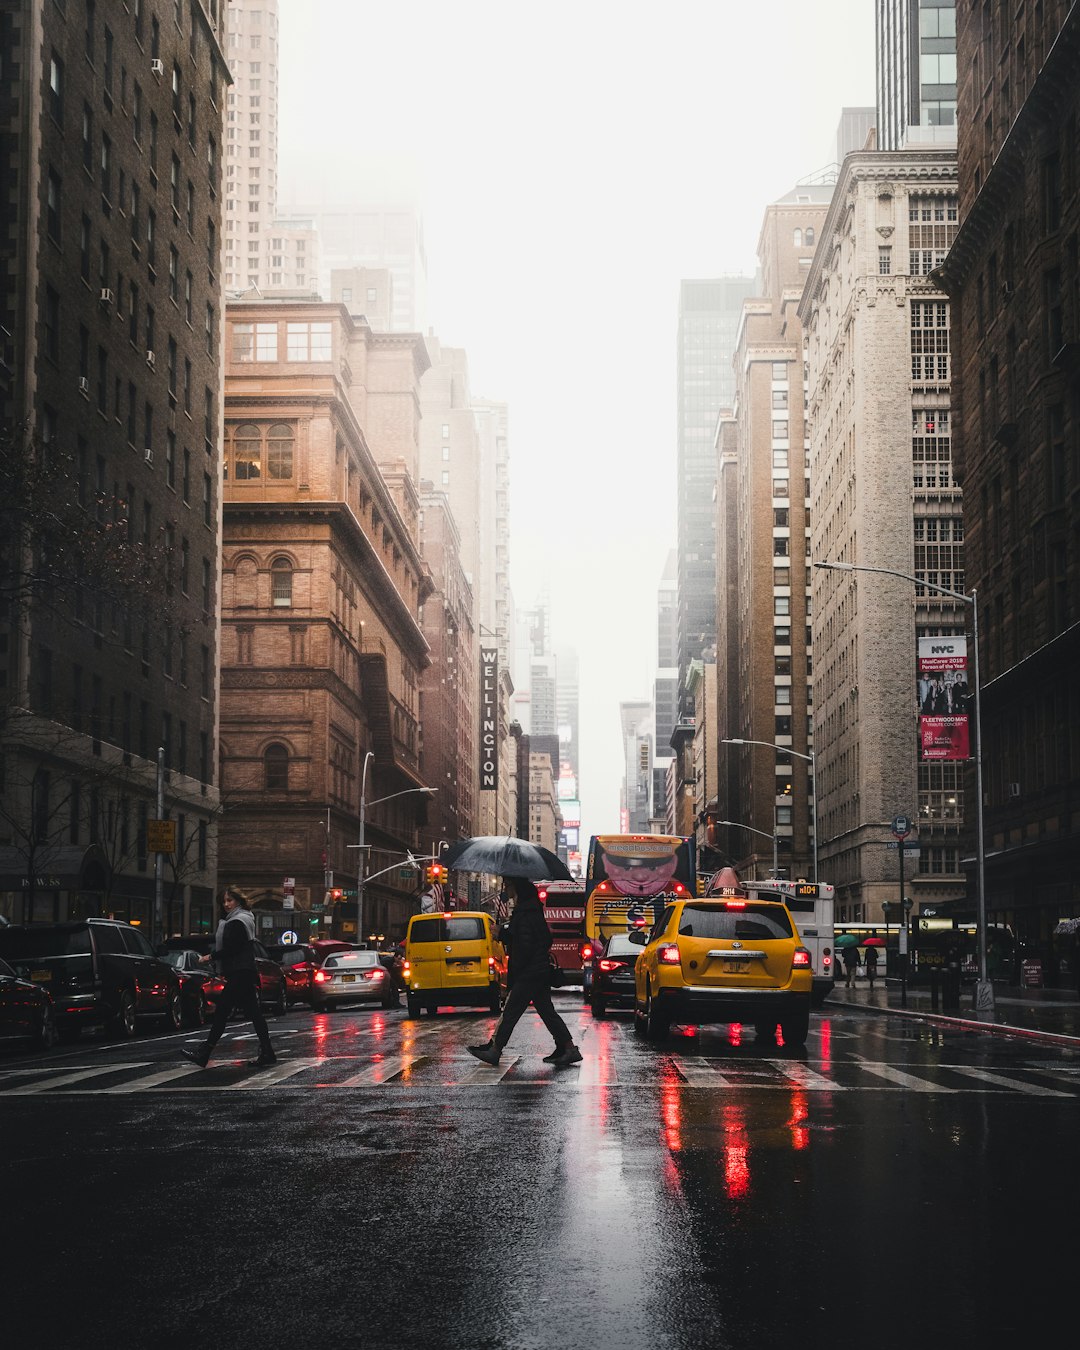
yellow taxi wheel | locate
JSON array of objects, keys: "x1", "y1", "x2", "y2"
[
  {"x1": 406, "y1": 995, "x2": 422, "y2": 1018},
  {"x1": 780, "y1": 1004, "x2": 810, "y2": 1048},
  {"x1": 645, "y1": 990, "x2": 669, "y2": 1042}
]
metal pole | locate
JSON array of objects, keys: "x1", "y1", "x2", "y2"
[
  {"x1": 971, "y1": 590, "x2": 994, "y2": 1017},
  {"x1": 810, "y1": 749, "x2": 818, "y2": 883},
  {"x1": 358, "y1": 753, "x2": 372, "y2": 948},
  {"x1": 898, "y1": 834, "x2": 907, "y2": 1008},
  {"x1": 154, "y1": 746, "x2": 164, "y2": 945}
]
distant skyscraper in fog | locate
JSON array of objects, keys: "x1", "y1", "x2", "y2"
[
  {"x1": 835, "y1": 106, "x2": 876, "y2": 162},
  {"x1": 653, "y1": 552, "x2": 678, "y2": 826},
  {"x1": 676, "y1": 276, "x2": 755, "y2": 713}
]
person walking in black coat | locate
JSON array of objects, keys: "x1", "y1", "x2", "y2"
[
  {"x1": 181, "y1": 887, "x2": 277, "y2": 1068},
  {"x1": 468, "y1": 877, "x2": 582, "y2": 1068}
]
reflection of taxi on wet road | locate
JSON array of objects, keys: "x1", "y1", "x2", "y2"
[
  {"x1": 403, "y1": 911, "x2": 506, "y2": 1018},
  {"x1": 631, "y1": 893, "x2": 812, "y2": 1047}
]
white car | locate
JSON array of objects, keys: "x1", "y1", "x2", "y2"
[{"x1": 312, "y1": 950, "x2": 399, "y2": 1011}]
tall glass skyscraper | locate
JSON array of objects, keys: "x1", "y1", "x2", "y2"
[
  {"x1": 676, "y1": 277, "x2": 755, "y2": 712},
  {"x1": 876, "y1": 0, "x2": 958, "y2": 150}
]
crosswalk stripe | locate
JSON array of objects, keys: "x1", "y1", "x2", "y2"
[
  {"x1": 769, "y1": 1060, "x2": 847, "y2": 1091},
  {"x1": 672, "y1": 1059, "x2": 738, "y2": 1086},
  {"x1": 229, "y1": 1058, "x2": 325, "y2": 1090},
  {"x1": 455, "y1": 1055, "x2": 522, "y2": 1085},
  {"x1": 99, "y1": 1064, "x2": 207, "y2": 1093},
  {"x1": 4, "y1": 1064, "x2": 151, "y2": 1094},
  {"x1": 948, "y1": 1066, "x2": 1072, "y2": 1096},
  {"x1": 854, "y1": 1061, "x2": 958, "y2": 1092},
  {"x1": 336, "y1": 1054, "x2": 427, "y2": 1087}
]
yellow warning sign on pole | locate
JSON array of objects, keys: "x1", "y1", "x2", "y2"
[{"x1": 147, "y1": 819, "x2": 176, "y2": 853}]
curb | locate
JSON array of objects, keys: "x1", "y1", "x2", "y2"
[{"x1": 841, "y1": 998, "x2": 1080, "y2": 1049}]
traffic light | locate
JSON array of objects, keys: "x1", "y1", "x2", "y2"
[
  {"x1": 436, "y1": 864, "x2": 448, "y2": 884},
  {"x1": 327, "y1": 888, "x2": 343, "y2": 904},
  {"x1": 425, "y1": 863, "x2": 448, "y2": 885}
]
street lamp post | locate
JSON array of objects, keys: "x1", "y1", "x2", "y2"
[
  {"x1": 714, "y1": 819, "x2": 780, "y2": 879},
  {"x1": 352, "y1": 752, "x2": 436, "y2": 945},
  {"x1": 721, "y1": 738, "x2": 817, "y2": 883},
  {"x1": 813, "y1": 559, "x2": 993, "y2": 1018}
]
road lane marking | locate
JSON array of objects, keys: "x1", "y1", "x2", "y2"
[
  {"x1": 335, "y1": 1054, "x2": 429, "y2": 1086},
  {"x1": 229, "y1": 1057, "x2": 325, "y2": 1089},
  {"x1": 98, "y1": 1064, "x2": 208, "y2": 1092},
  {"x1": 768, "y1": 1060, "x2": 847, "y2": 1091},
  {"x1": 854, "y1": 1061, "x2": 957, "y2": 1091},
  {"x1": 948, "y1": 1066, "x2": 1072, "y2": 1096},
  {"x1": 671, "y1": 1059, "x2": 738, "y2": 1086},
  {"x1": 3, "y1": 1064, "x2": 151, "y2": 1094},
  {"x1": 454, "y1": 1055, "x2": 523, "y2": 1085}
]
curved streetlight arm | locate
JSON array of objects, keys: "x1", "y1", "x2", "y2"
[
  {"x1": 714, "y1": 819, "x2": 779, "y2": 877},
  {"x1": 355, "y1": 759, "x2": 437, "y2": 946},
  {"x1": 720, "y1": 739, "x2": 817, "y2": 882}
]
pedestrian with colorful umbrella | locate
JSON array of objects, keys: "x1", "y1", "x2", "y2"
[{"x1": 841, "y1": 938, "x2": 860, "y2": 987}]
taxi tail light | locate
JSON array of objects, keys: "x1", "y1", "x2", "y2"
[
  {"x1": 725, "y1": 900, "x2": 747, "y2": 910},
  {"x1": 598, "y1": 958, "x2": 625, "y2": 973},
  {"x1": 658, "y1": 944, "x2": 681, "y2": 966},
  {"x1": 487, "y1": 956, "x2": 495, "y2": 968},
  {"x1": 792, "y1": 947, "x2": 812, "y2": 968},
  {"x1": 402, "y1": 961, "x2": 411, "y2": 976}
]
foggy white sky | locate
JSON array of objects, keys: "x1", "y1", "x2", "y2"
[{"x1": 276, "y1": 0, "x2": 877, "y2": 841}]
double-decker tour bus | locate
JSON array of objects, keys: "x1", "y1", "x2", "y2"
[
  {"x1": 584, "y1": 834, "x2": 696, "y2": 943},
  {"x1": 537, "y1": 880, "x2": 588, "y2": 985},
  {"x1": 708, "y1": 869, "x2": 836, "y2": 1007}
]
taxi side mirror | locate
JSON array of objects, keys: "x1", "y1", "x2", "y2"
[{"x1": 627, "y1": 929, "x2": 647, "y2": 946}]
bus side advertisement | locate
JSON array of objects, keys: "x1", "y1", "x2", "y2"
[{"x1": 584, "y1": 835, "x2": 696, "y2": 941}]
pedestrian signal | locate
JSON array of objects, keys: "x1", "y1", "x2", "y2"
[{"x1": 327, "y1": 888, "x2": 344, "y2": 903}]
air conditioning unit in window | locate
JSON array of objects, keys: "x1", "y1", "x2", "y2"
[
  {"x1": 151, "y1": 58, "x2": 164, "y2": 76},
  {"x1": 99, "y1": 288, "x2": 114, "y2": 305},
  {"x1": 78, "y1": 376, "x2": 90, "y2": 394},
  {"x1": 144, "y1": 448, "x2": 154, "y2": 466},
  {"x1": 1007, "y1": 782, "x2": 1020, "y2": 798},
  {"x1": 146, "y1": 350, "x2": 156, "y2": 369}
]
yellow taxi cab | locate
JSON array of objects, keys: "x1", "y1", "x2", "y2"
[
  {"x1": 402, "y1": 910, "x2": 507, "y2": 1018},
  {"x1": 631, "y1": 891, "x2": 813, "y2": 1047}
]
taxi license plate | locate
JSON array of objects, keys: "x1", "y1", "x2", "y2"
[
  {"x1": 722, "y1": 959, "x2": 750, "y2": 974},
  {"x1": 341, "y1": 973, "x2": 355, "y2": 983},
  {"x1": 31, "y1": 969, "x2": 52, "y2": 982}
]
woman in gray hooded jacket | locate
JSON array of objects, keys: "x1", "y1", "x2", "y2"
[{"x1": 182, "y1": 887, "x2": 277, "y2": 1068}]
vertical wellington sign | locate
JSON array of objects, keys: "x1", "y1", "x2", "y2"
[{"x1": 479, "y1": 649, "x2": 498, "y2": 791}]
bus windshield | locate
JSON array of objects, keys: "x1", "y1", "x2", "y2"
[{"x1": 584, "y1": 835, "x2": 696, "y2": 941}]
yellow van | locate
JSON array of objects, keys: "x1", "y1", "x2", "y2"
[{"x1": 403, "y1": 911, "x2": 506, "y2": 1018}]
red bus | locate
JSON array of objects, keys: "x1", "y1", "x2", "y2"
[{"x1": 538, "y1": 881, "x2": 587, "y2": 985}]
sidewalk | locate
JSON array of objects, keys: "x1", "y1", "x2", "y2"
[{"x1": 827, "y1": 978, "x2": 1080, "y2": 1048}]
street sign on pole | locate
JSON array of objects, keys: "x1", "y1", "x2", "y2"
[{"x1": 891, "y1": 815, "x2": 913, "y2": 839}]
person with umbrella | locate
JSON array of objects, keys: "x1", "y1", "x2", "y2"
[
  {"x1": 864, "y1": 938, "x2": 880, "y2": 988},
  {"x1": 840, "y1": 935, "x2": 860, "y2": 987},
  {"x1": 467, "y1": 876, "x2": 583, "y2": 1069}
]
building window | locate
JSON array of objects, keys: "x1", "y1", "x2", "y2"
[
  {"x1": 772, "y1": 420, "x2": 789, "y2": 439},
  {"x1": 264, "y1": 743, "x2": 289, "y2": 792},
  {"x1": 285, "y1": 322, "x2": 332, "y2": 361},
  {"x1": 231, "y1": 321, "x2": 277, "y2": 362},
  {"x1": 226, "y1": 422, "x2": 295, "y2": 481},
  {"x1": 271, "y1": 559, "x2": 293, "y2": 608},
  {"x1": 879, "y1": 246, "x2": 892, "y2": 274},
  {"x1": 47, "y1": 168, "x2": 62, "y2": 242},
  {"x1": 804, "y1": 227, "x2": 814, "y2": 247}
]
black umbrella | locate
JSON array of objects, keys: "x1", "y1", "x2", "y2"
[{"x1": 441, "y1": 835, "x2": 573, "y2": 881}]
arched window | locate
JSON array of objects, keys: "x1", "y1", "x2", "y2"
[
  {"x1": 793, "y1": 228, "x2": 803, "y2": 247},
  {"x1": 233, "y1": 423, "x2": 261, "y2": 479},
  {"x1": 271, "y1": 557, "x2": 292, "y2": 607},
  {"x1": 266, "y1": 423, "x2": 294, "y2": 479},
  {"x1": 804, "y1": 226, "x2": 815, "y2": 247},
  {"x1": 264, "y1": 743, "x2": 289, "y2": 792}
]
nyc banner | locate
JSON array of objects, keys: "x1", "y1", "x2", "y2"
[{"x1": 917, "y1": 636, "x2": 970, "y2": 760}]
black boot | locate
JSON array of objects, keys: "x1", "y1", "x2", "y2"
[
  {"x1": 181, "y1": 1045, "x2": 210, "y2": 1068},
  {"x1": 248, "y1": 1045, "x2": 277, "y2": 1068}
]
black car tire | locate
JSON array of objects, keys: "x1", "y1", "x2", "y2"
[
  {"x1": 426, "y1": 1003, "x2": 438, "y2": 1016},
  {"x1": 406, "y1": 994, "x2": 421, "y2": 1018},
  {"x1": 188, "y1": 991, "x2": 208, "y2": 1028},
  {"x1": 108, "y1": 989, "x2": 138, "y2": 1039},
  {"x1": 591, "y1": 997, "x2": 607, "y2": 1017},
  {"x1": 488, "y1": 987, "x2": 501, "y2": 1014},
  {"x1": 645, "y1": 990, "x2": 669, "y2": 1042},
  {"x1": 633, "y1": 1000, "x2": 647, "y2": 1037},
  {"x1": 381, "y1": 988, "x2": 400, "y2": 1009},
  {"x1": 755, "y1": 1021, "x2": 778, "y2": 1042},
  {"x1": 780, "y1": 1004, "x2": 810, "y2": 1048},
  {"x1": 273, "y1": 980, "x2": 287, "y2": 1017},
  {"x1": 57, "y1": 1021, "x2": 81, "y2": 1044},
  {"x1": 37, "y1": 1002, "x2": 58, "y2": 1050},
  {"x1": 160, "y1": 988, "x2": 183, "y2": 1033}
]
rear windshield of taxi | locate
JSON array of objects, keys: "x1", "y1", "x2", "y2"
[
  {"x1": 408, "y1": 917, "x2": 486, "y2": 943},
  {"x1": 677, "y1": 904, "x2": 794, "y2": 941}
]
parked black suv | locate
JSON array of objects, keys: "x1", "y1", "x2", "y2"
[{"x1": 0, "y1": 919, "x2": 183, "y2": 1042}]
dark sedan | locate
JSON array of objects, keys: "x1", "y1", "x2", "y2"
[
  {"x1": 0, "y1": 957, "x2": 58, "y2": 1050},
  {"x1": 589, "y1": 933, "x2": 642, "y2": 1016},
  {"x1": 157, "y1": 937, "x2": 287, "y2": 1016},
  {"x1": 262, "y1": 942, "x2": 321, "y2": 1005},
  {"x1": 158, "y1": 948, "x2": 217, "y2": 1026}
]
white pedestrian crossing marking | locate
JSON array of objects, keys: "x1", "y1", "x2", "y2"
[
  {"x1": 672, "y1": 1059, "x2": 738, "y2": 1086},
  {"x1": 229, "y1": 1057, "x2": 325, "y2": 1089},
  {"x1": 99, "y1": 1064, "x2": 205, "y2": 1093},
  {"x1": 336, "y1": 1054, "x2": 427, "y2": 1087},
  {"x1": 948, "y1": 1066, "x2": 1072, "y2": 1096},
  {"x1": 455, "y1": 1055, "x2": 522, "y2": 1085},
  {"x1": 4, "y1": 1064, "x2": 151, "y2": 1094},
  {"x1": 769, "y1": 1060, "x2": 847, "y2": 1091},
  {"x1": 854, "y1": 1061, "x2": 958, "y2": 1092}
]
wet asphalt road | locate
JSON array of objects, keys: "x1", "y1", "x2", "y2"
[{"x1": 3, "y1": 992, "x2": 1078, "y2": 1350}]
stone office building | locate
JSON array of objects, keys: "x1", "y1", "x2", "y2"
[
  {"x1": 938, "y1": 0, "x2": 1080, "y2": 975},
  {"x1": 219, "y1": 299, "x2": 433, "y2": 943},
  {"x1": 0, "y1": 0, "x2": 227, "y2": 935}
]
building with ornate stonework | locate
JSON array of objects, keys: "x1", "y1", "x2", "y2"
[{"x1": 219, "y1": 299, "x2": 433, "y2": 942}]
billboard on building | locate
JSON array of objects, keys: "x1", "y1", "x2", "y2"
[
  {"x1": 560, "y1": 799, "x2": 581, "y2": 829},
  {"x1": 917, "y1": 636, "x2": 970, "y2": 761},
  {"x1": 480, "y1": 649, "x2": 498, "y2": 790}
]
